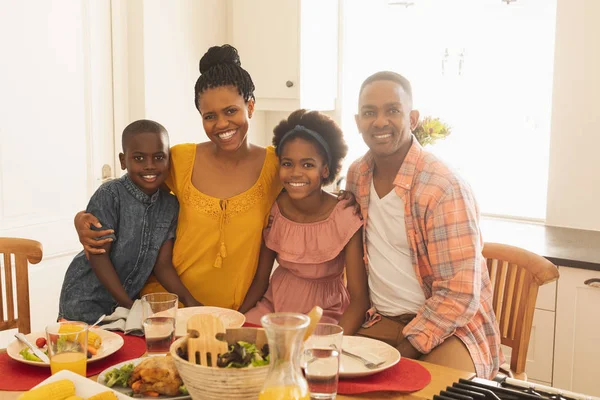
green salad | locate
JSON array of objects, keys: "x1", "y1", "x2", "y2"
[
  {"x1": 217, "y1": 341, "x2": 270, "y2": 368},
  {"x1": 19, "y1": 348, "x2": 46, "y2": 362}
]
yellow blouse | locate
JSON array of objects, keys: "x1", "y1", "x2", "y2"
[{"x1": 141, "y1": 144, "x2": 282, "y2": 309}]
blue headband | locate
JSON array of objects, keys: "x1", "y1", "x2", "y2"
[{"x1": 276, "y1": 125, "x2": 332, "y2": 166}]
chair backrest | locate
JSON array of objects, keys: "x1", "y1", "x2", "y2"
[
  {"x1": 0, "y1": 237, "x2": 43, "y2": 334},
  {"x1": 483, "y1": 242, "x2": 559, "y2": 375}
]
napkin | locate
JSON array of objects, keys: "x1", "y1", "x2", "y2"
[{"x1": 99, "y1": 299, "x2": 144, "y2": 336}]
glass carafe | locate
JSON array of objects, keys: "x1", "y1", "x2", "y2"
[{"x1": 259, "y1": 313, "x2": 310, "y2": 400}]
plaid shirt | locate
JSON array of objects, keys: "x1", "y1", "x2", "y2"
[{"x1": 346, "y1": 139, "x2": 502, "y2": 379}]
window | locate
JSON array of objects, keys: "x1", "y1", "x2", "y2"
[{"x1": 340, "y1": 0, "x2": 557, "y2": 220}]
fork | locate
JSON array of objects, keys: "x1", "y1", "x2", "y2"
[{"x1": 342, "y1": 349, "x2": 385, "y2": 369}]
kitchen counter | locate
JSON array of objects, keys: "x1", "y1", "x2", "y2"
[{"x1": 480, "y1": 217, "x2": 600, "y2": 271}]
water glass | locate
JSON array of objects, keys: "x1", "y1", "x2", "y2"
[
  {"x1": 304, "y1": 323, "x2": 343, "y2": 400},
  {"x1": 46, "y1": 321, "x2": 88, "y2": 376},
  {"x1": 141, "y1": 292, "x2": 178, "y2": 354}
]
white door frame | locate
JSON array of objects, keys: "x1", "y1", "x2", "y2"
[{"x1": 84, "y1": 0, "x2": 118, "y2": 193}]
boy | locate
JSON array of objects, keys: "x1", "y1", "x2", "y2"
[{"x1": 59, "y1": 119, "x2": 201, "y2": 323}]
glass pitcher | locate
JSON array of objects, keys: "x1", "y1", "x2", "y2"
[{"x1": 259, "y1": 313, "x2": 310, "y2": 400}]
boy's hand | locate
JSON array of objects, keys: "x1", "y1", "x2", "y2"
[
  {"x1": 337, "y1": 190, "x2": 362, "y2": 219},
  {"x1": 74, "y1": 211, "x2": 114, "y2": 258}
]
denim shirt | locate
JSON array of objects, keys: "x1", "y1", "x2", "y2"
[{"x1": 59, "y1": 174, "x2": 179, "y2": 324}]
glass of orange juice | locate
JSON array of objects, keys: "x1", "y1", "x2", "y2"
[{"x1": 45, "y1": 321, "x2": 88, "y2": 376}]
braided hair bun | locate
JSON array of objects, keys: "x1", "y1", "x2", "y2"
[
  {"x1": 199, "y1": 44, "x2": 241, "y2": 74},
  {"x1": 194, "y1": 44, "x2": 255, "y2": 108}
]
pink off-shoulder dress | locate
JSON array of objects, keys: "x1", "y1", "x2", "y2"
[{"x1": 244, "y1": 201, "x2": 363, "y2": 325}]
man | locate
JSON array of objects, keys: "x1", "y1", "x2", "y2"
[{"x1": 346, "y1": 71, "x2": 502, "y2": 378}]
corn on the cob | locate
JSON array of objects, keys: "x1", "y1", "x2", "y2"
[
  {"x1": 17, "y1": 379, "x2": 75, "y2": 400},
  {"x1": 87, "y1": 391, "x2": 119, "y2": 400},
  {"x1": 63, "y1": 396, "x2": 83, "y2": 400},
  {"x1": 58, "y1": 324, "x2": 102, "y2": 349}
]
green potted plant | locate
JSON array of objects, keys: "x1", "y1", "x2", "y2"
[{"x1": 412, "y1": 117, "x2": 451, "y2": 146}]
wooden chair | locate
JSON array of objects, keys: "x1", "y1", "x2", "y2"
[
  {"x1": 483, "y1": 242, "x2": 559, "y2": 380},
  {"x1": 0, "y1": 238, "x2": 43, "y2": 334}
]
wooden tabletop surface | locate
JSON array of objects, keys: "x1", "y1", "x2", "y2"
[{"x1": 0, "y1": 348, "x2": 474, "y2": 400}]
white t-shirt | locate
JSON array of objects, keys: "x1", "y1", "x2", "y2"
[{"x1": 366, "y1": 181, "x2": 426, "y2": 316}]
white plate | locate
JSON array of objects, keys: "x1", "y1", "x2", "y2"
[
  {"x1": 174, "y1": 306, "x2": 245, "y2": 337},
  {"x1": 30, "y1": 369, "x2": 129, "y2": 399},
  {"x1": 97, "y1": 357, "x2": 191, "y2": 399},
  {"x1": 7, "y1": 329, "x2": 124, "y2": 367},
  {"x1": 339, "y1": 336, "x2": 401, "y2": 378}
]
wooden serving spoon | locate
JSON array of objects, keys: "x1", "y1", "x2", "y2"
[{"x1": 186, "y1": 314, "x2": 228, "y2": 367}]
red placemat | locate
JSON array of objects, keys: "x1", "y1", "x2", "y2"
[
  {"x1": 0, "y1": 332, "x2": 146, "y2": 391},
  {"x1": 242, "y1": 322, "x2": 260, "y2": 328},
  {"x1": 338, "y1": 357, "x2": 431, "y2": 394}
]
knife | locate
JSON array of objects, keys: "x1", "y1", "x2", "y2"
[{"x1": 14, "y1": 333, "x2": 50, "y2": 364}]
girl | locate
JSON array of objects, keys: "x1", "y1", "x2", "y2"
[{"x1": 239, "y1": 110, "x2": 370, "y2": 335}]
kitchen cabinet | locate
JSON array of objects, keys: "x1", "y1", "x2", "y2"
[
  {"x1": 553, "y1": 267, "x2": 600, "y2": 396},
  {"x1": 501, "y1": 281, "x2": 556, "y2": 384},
  {"x1": 229, "y1": 0, "x2": 338, "y2": 111},
  {"x1": 523, "y1": 308, "x2": 555, "y2": 384}
]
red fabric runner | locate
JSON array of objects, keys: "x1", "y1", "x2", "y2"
[{"x1": 0, "y1": 332, "x2": 146, "y2": 391}]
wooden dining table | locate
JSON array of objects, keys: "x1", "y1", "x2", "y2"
[{"x1": 0, "y1": 347, "x2": 474, "y2": 400}]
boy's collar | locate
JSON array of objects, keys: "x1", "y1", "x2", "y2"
[{"x1": 122, "y1": 174, "x2": 160, "y2": 204}]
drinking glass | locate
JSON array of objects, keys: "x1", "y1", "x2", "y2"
[
  {"x1": 46, "y1": 321, "x2": 88, "y2": 376},
  {"x1": 303, "y1": 323, "x2": 343, "y2": 400},
  {"x1": 141, "y1": 292, "x2": 178, "y2": 354}
]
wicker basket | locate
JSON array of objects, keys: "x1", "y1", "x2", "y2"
[{"x1": 170, "y1": 327, "x2": 270, "y2": 400}]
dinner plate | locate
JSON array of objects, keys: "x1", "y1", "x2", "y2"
[
  {"x1": 339, "y1": 336, "x2": 401, "y2": 378},
  {"x1": 97, "y1": 357, "x2": 191, "y2": 399},
  {"x1": 173, "y1": 306, "x2": 245, "y2": 337},
  {"x1": 30, "y1": 369, "x2": 129, "y2": 399},
  {"x1": 7, "y1": 328, "x2": 124, "y2": 367}
]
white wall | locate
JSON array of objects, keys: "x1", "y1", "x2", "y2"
[
  {"x1": 0, "y1": 0, "x2": 113, "y2": 347},
  {"x1": 546, "y1": 0, "x2": 600, "y2": 231},
  {"x1": 120, "y1": 0, "x2": 228, "y2": 146}
]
